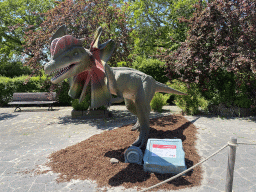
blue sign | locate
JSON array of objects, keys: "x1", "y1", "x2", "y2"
[{"x1": 143, "y1": 139, "x2": 187, "y2": 174}]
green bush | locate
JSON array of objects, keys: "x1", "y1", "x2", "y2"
[
  {"x1": 199, "y1": 70, "x2": 255, "y2": 109},
  {"x1": 0, "y1": 61, "x2": 31, "y2": 78},
  {"x1": 0, "y1": 76, "x2": 14, "y2": 106},
  {"x1": 54, "y1": 80, "x2": 72, "y2": 106},
  {"x1": 150, "y1": 92, "x2": 169, "y2": 112},
  {"x1": 167, "y1": 80, "x2": 208, "y2": 115},
  {"x1": 0, "y1": 75, "x2": 50, "y2": 106},
  {"x1": 0, "y1": 75, "x2": 72, "y2": 107},
  {"x1": 132, "y1": 56, "x2": 169, "y2": 84},
  {"x1": 71, "y1": 94, "x2": 90, "y2": 111}
]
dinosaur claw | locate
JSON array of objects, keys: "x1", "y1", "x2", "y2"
[
  {"x1": 131, "y1": 121, "x2": 140, "y2": 131},
  {"x1": 131, "y1": 136, "x2": 141, "y2": 147}
]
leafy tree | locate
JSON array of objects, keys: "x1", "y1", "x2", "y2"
[
  {"x1": 0, "y1": 0, "x2": 57, "y2": 76},
  {"x1": 113, "y1": 0, "x2": 200, "y2": 87},
  {"x1": 163, "y1": 0, "x2": 256, "y2": 110},
  {"x1": 0, "y1": 59, "x2": 31, "y2": 77},
  {"x1": 124, "y1": 0, "x2": 199, "y2": 56},
  {"x1": 21, "y1": 0, "x2": 132, "y2": 73}
]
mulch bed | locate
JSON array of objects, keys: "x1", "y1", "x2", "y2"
[{"x1": 38, "y1": 114, "x2": 202, "y2": 191}]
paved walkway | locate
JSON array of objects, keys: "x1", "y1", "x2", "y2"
[{"x1": 0, "y1": 105, "x2": 256, "y2": 192}]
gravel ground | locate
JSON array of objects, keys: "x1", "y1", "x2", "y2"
[{"x1": 0, "y1": 105, "x2": 256, "y2": 192}]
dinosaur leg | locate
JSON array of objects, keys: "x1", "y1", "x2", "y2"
[
  {"x1": 132, "y1": 76, "x2": 156, "y2": 148},
  {"x1": 124, "y1": 99, "x2": 140, "y2": 131},
  {"x1": 131, "y1": 118, "x2": 140, "y2": 131},
  {"x1": 124, "y1": 98, "x2": 144, "y2": 146},
  {"x1": 131, "y1": 102, "x2": 150, "y2": 148},
  {"x1": 131, "y1": 88, "x2": 151, "y2": 148}
]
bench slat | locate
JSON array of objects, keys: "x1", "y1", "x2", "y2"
[
  {"x1": 8, "y1": 101, "x2": 56, "y2": 105},
  {"x1": 12, "y1": 92, "x2": 56, "y2": 102}
]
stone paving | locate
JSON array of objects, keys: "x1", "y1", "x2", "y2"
[{"x1": 0, "y1": 105, "x2": 256, "y2": 192}]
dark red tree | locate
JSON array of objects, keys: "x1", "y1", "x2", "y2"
[
  {"x1": 22, "y1": 0, "x2": 132, "y2": 74},
  {"x1": 162, "y1": 0, "x2": 256, "y2": 109}
]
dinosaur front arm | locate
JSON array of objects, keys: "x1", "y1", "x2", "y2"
[
  {"x1": 111, "y1": 95, "x2": 124, "y2": 104},
  {"x1": 104, "y1": 64, "x2": 124, "y2": 104}
]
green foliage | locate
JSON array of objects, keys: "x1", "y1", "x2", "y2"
[
  {"x1": 164, "y1": 0, "x2": 256, "y2": 112},
  {"x1": 199, "y1": 69, "x2": 254, "y2": 109},
  {"x1": 132, "y1": 56, "x2": 169, "y2": 83},
  {"x1": 71, "y1": 96, "x2": 90, "y2": 111},
  {"x1": 150, "y1": 93, "x2": 169, "y2": 112},
  {"x1": 0, "y1": 75, "x2": 45, "y2": 106},
  {"x1": 0, "y1": 60, "x2": 31, "y2": 77},
  {"x1": 167, "y1": 80, "x2": 208, "y2": 115},
  {"x1": 71, "y1": 83, "x2": 91, "y2": 110},
  {"x1": 54, "y1": 79, "x2": 72, "y2": 106},
  {"x1": 0, "y1": 76, "x2": 14, "y2": 106},
  {"x1": 0, "y1": 75, "x2": 71, "y2": 107},
  {"x1": 0, "y1": 0, "x2": 57, "y2": 72},
  {"x1": 125, "y1": 0, "x2": 199, "y2": 56},
  {"x1": 116, "y1": 61, "x2": 128, "y2": 67}
]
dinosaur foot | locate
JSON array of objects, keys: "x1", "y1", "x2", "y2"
[
  {"x1": 131, "y1": 121, "x2": 140, "y2": 131},
  {"x1": 131, "y1": 138, "x2": 141, "y2": 148},
  {"x1": 131, "y1": 136, "x2": 146, "y2": 148},
  {"x1": 131, "y1": 125, "x2": 140, "y2": 131}
]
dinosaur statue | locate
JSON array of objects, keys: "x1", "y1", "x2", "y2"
[{"x1": 44, "y1": 26, "x2": 185, "y2": 148}]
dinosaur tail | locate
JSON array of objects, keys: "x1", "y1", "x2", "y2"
[{"x1": 155, "y1": 81, "x2": 185, "y2": 95}]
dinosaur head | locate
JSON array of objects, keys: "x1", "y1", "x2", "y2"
[
  {"x1": 44, "y1": 25, "x2": 115, "y2": 108},
  {"x1": 44, "y1": 29, "x2": 92, "y2": 84}
]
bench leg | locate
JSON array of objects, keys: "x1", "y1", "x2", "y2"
[
  {"x1": 48, "y1": 105, "x2": 53, "y2": 111},
  {"x1": 14, "y1": 105, "x2": 21, "y2": 112}
]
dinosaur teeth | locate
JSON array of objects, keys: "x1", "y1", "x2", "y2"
[{"x1": 51, "y1": 64, "x2": 76, "y2": 81}]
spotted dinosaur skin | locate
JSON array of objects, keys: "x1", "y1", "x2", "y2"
[{"x1": 44, "y1": 26, "x2": 185, "y2": 148}]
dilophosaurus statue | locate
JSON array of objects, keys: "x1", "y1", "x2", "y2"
[{"x1": 44, "y1": 26, "x2": 185, "y2": 148}]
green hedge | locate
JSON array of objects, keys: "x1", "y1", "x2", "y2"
[
  {"x1": 54, "y1": 80, "x2": 72, "y2": 106},
  {"x1": 0, "y1": 75, "x2": 71, "y2": 107},
  {"x1": 167, "y1": 80, "x2": 208, "y2": 115},
  {"x1": 117, "y1": 56, "x2": 169, "y2": 84}
]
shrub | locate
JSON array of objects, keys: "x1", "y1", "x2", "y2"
[
  {"x1": 71, "y1": 82, "x2": 90, "y2": 111},
  {"x1": 132, "y1": 56, "x2": 169, "y2": 84},
  {"x1": 0, "y1": 61, "x2": 31, "y2": 78},
  {"x1": 162, "y1": 0, "x2": 256, "y2": 113},
  {"x1": 167, "y1": 80, "x2": 208, "y2": 115},
  {"x1": 0, "y1": 75, "x2": 72, "y2": 107},
  {"x1": 150, "y1": 93, "x2": 169, "y2": 112},
  {"x1": 71, "y1": 84, "x2": 109, "y2": 111},
  {"x1": 71, "y1": 97, "x2": 90, "y2": 111},
  {"x1": 0, "y1": 76, "x2": 14, "y2": 106},
  {"x1": 54, "y1": 80, "x2": 72, "y2": 106}
]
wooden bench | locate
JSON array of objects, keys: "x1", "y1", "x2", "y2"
[{"x1": 8, "y1": 92, "x2": 57, "y2": 112}]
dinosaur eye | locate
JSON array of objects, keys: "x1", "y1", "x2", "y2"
[{"x1": 73, "y1": 52, "x2": 78, "y2": 56}]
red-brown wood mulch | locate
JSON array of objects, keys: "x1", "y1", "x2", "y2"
[{"x1": 39, "y1": 114, "x2": 202, "y2": 191}]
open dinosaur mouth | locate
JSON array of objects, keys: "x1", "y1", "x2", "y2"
[{"x1": 51, "y1": 63, "x2": 76, "y2": 81}]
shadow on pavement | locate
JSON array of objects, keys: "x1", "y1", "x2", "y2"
[
  {"x1": 0, "y1": 113, "x2": 19, "y2": 121},
  {"x1": 13, "y1": 108, "x2": 60, "y2": 112},
  {"x1": 187, "y1": 112, "x2": 256, "y2": 123},
  {"x1": 57, "y1": 109, "x2": 137, "y2": 130}
]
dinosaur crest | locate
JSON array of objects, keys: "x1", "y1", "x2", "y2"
[{"x1": 51, "y1": 35, "x2": 83, "y2": 59}]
